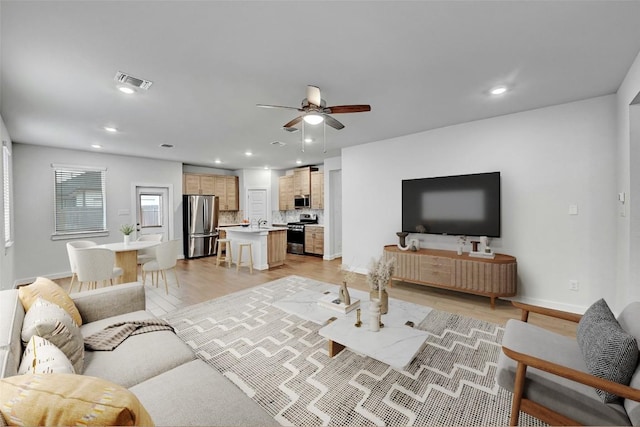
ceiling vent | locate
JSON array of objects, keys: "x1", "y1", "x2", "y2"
[
  {"x1": 114, "y1": 71, "x2": 153, "y2": 90},
  {"x1": 282, "y1": 127, "x2": 299, "y2": 133}
]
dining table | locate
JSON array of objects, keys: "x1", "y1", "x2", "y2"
[{"x1": 94, "y1": 241, "x2": 160, "y2": 283}]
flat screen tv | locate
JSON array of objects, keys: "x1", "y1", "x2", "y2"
[{"x1": 402, "y1": 172, "x2": 501, "y2": 237}]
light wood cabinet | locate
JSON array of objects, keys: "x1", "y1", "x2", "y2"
[
  {"x1": 383, "y1": 245, "x2": 517, "y2": 309},
  {"x1": 304, "y1": 225, "x2": 324, "y2": 256},
  {"x1": 267, "y1": 229, "x2": 287, "y2": 268},
  {"x1": 293, "y1": 167, "x2": 317, "y2": 196},
  {"x1": 279, "y1": 175, "x2": 294, "y2": 211},
  {"x1": 311, "y1": 171, "x2": 324, "y2": 209},
  {"x1": 183, "y1": 173, "x2": 238, "y2": 211}
]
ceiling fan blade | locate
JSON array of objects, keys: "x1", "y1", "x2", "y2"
[
  {"x1": 324, "y1": 105, "x2": 371, "y2": 114},
  {"x1": 307, "y1": 85, "x2": 322, "y2": 107},
  {"x1": 322, "y1": 114, "x2": 345, "y2": 130},
  {"x1": 283, "y1": 116, "x2": 303, "y2": 128},
  {"x1": 256, "y1": 104, "x2": 303, "y2": 111}
]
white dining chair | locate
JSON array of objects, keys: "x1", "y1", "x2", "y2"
[
  {"x1": 142, "y1": 240, "x2": 180, "y2": 294},
  {"x1": 74, "y1": 248, "x2": 123, "y2": 291},
  {"x1": 136, "y1": 233, "x2": 164, "y2": 265},
  {"x1": 66, "y1": 240, "x2": 97, "y2": 293}
]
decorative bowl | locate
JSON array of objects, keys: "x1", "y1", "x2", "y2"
[{"x1": 241, "y1": 223, "x2": 250, "y2": 227}]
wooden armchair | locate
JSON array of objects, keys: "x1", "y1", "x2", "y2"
[{"x1": 497, "y1": 301, "x2": 640, "y2": 426}]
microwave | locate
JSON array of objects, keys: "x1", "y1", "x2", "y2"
[{"x1": 294, "y1": 195, "x2": 310, "y2": 209}]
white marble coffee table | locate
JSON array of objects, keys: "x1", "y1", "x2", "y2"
[
  {"x1": 272, "y1": 285, "x2": 432, "y2": 370},
  {"x1": 318, "y1": 316, "x2": 431, "y2": 370}
]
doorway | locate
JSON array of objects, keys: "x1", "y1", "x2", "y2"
[
  {"x1": 135, "y1": 186, "x2": 170, "y2": 242},
  {"x1": 247, "y1": 188, "x2": 268, "y2": 226}
]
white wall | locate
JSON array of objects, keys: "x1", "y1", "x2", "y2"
[
  {"x1": 13, "y1": 144, "x2": 183, "y2": 284},
  {"x1": 343, "y1": 95, "x2": 617, "y2": 313},
  {"x1": 0, "y1": 116, "x2": 15, "y2": 290},
  {"x1": 615, "y1": 48, "x2": 640, "y2": 309},
  {"x1": 323, "y1": 156, "x2": 341, "y2": 260}
]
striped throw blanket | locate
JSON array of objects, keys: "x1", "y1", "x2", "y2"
[{"x1": 84, "y1": 319, "x2": 174, "y2": 351}]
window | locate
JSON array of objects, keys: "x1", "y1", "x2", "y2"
[
  {"x1": 52, "y1": 164, "x2": 107, "y2": 238},
  {"x1": 139, "y1": 194, "x2": 163, "y2": 228},
  {"x1": 2, "y1": 143, "x2": 12, "y2": 247}
]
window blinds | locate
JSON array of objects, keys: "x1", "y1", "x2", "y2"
[{"x1": 53, "y1": 166, "x2": 106, "y2": 235}]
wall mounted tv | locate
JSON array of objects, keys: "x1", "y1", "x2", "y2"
[{"x1": 402, "y1": 172, "x2": 501, "y2": 237}]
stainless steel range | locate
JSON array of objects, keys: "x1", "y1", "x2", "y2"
[{"x1": 287, "y1": 213, "x2": 318, "y2": 254}]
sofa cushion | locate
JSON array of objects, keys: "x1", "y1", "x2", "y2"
[
  {"x1": 497, "y1": 319, "x2": 630, "y2": 426},
  {"x1": 577, "y1": 299, "x2": 639, "y2": 403},
  {"x1": 18, "y1": 335, "x2": 75, "y2": 374},
  {"x1": 18, "y1": 277, "x2": 82, "y2": 326},
  {"x1": 0, "y1": 290, "x2": 24, "y2": 378},
  {"x1": 0, "y1": 373, "x2": 153, "y2": 426},
  {"x1": 130, "y1": 360, "x2": 279, "y2": 426},
  {"x1": 81, "y1": 310, "x2": 195, "y2": 388},
  {"x1": 21, "y1": 298, "x2": 84, "y2": 374}
]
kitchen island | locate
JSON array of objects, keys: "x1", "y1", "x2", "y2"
[{"x1": 222, "y1": 226, "x2": 288, "y2": 270}]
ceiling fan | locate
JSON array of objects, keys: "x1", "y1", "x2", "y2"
[{"x1": 257, "y1": 85, "x2": 371, "y2": 130}]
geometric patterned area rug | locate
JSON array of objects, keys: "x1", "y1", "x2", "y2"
[{"x1": 163, "y1": 275, "x2": 545, "y2": 426}]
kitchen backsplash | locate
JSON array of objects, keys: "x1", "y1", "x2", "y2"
[
  {"x1": 272, "y1": 209, "x2": 324, "y2": 225},
  {"x1": 218, "y1": 209, "x2": 324, "y2": 225}
]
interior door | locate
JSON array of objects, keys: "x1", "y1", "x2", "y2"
[
  {"x1": 136, "y1": 186, "x2": 170, "y2": 241},
  {"x1": 247, "y1": 189, "x2": 268, "y2": 226}
]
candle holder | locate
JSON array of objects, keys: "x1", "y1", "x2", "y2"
[{"x1": 354, "y1": 309, "x2": 362, "y2": 328}]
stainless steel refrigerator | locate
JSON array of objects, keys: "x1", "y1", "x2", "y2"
[{"x1": 183, "y1": 195, "x2": 219, "y2": 259}]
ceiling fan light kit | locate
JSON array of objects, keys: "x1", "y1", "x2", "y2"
[{"x1": 257, "y1": 85, "x2": 371, "y2": 142}]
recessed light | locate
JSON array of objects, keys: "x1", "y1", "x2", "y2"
[
  {"x1": 304, "y1": 137, "x2": 313, "y2": 143},
  {"x1": 91, "y1": 144, "x2": 102, "y2": 149},
  {"x1": 490, "y1": 86, "x2": 508, "y2": 96},
  {"x1": 296, "y1": 159, "x2": 302, "y2": 165},
  {"x1": 245, "y1": 151, "x2": 252, "y2": 156},
  {"x1": 264, "y1": 166, "x2": 269, "y2": 170},
  {"x1": 118, "y1": 86, "x2": 135, "y2": 95},
  {"x1": 214, "y1": 159, "x2": 222, "y2": 164},
  {"x1": 103, "y1": 126, "x2": 118, "y2": 133}
]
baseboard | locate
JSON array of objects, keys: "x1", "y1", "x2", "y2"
[
  {"x1": 323, "y1": 252, "x2": 342, "y2": 261},
  {"x1": 505, "y1": 296, "x2": 587, "y2": 315}
]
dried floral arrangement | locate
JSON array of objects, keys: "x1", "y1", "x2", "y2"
[
  {"x1": 366, "y1": 256, "x2": 395, "y2": 291},
  {"x1": 340, "y1": 264, "x2": 358, "y2": 285}
]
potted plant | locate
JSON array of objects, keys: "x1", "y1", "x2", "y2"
[{"x1": 120, "y1": 224, "x2": 135, "y2": 245}]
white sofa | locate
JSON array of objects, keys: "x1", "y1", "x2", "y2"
[{"x1": 0, "y1": 282, "x2": 278, "y2": 426}]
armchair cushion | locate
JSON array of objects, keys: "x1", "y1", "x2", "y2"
[{"x1": 577, "y1": 299, "x2": 639, "y2": 403}]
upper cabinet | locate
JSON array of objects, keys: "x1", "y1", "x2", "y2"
[
  {"x1": 311, "y1": 171, "x2": 324, "y2": 209},
  {"x1": 183, "y1": 173, "x2": 239, "y2": 211},
  {"x1": 292, "y1": 166, "x2": 318, "y2": 196},
  {"x1": 279, "y1": 175, "x2": 294, "y2": 211}
]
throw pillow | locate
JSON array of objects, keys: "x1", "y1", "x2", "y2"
[
  {"x1": 0, "y1": 373, "x2": 154, "y2": 426},
  {"x1": 17, "y1": 335, "x2": 75, "y2": 374},
  {"x1": 577, "y1": 298, "x2": 639, "y2": 402},
  {"x1": 21, "y1": 298, "x2": 84, "y2": 374},
  {"x1": 18, "y1": 276, "x2": 83, "y2": 326}
]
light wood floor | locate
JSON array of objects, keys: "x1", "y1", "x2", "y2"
[{"x1": 57, "y1": 253, "x2": 577, "y2": 337}]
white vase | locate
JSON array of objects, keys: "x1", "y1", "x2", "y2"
[
  {"x1": 369, "y1": 299, "x2": 381, "y2": 332},
  {"x1": 123, "y1": 235, "x2": 130, "y2": 245}
]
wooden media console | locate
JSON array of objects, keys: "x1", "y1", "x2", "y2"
[{"x1": 383, "y1": 245, "x2": 517, "y2": 309}]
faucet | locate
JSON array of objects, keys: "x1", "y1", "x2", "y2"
[{"x1": 258, "y1": 218, "x2": 267, "y2": 228}]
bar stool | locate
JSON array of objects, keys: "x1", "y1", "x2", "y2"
[
  {"x1": 216, "y1": 238, "x2": 232, "y2": 268},
  {"x1": 236, "y1": 242, "x2": 253, "y2": 274}
]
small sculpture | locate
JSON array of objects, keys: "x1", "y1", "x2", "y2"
[
  {"x1": 339, "y1": 281, "x2": 351, "y2": 305},
  {"x1": 396, "y1": 232, "x2": 409, "y2": 247}
]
